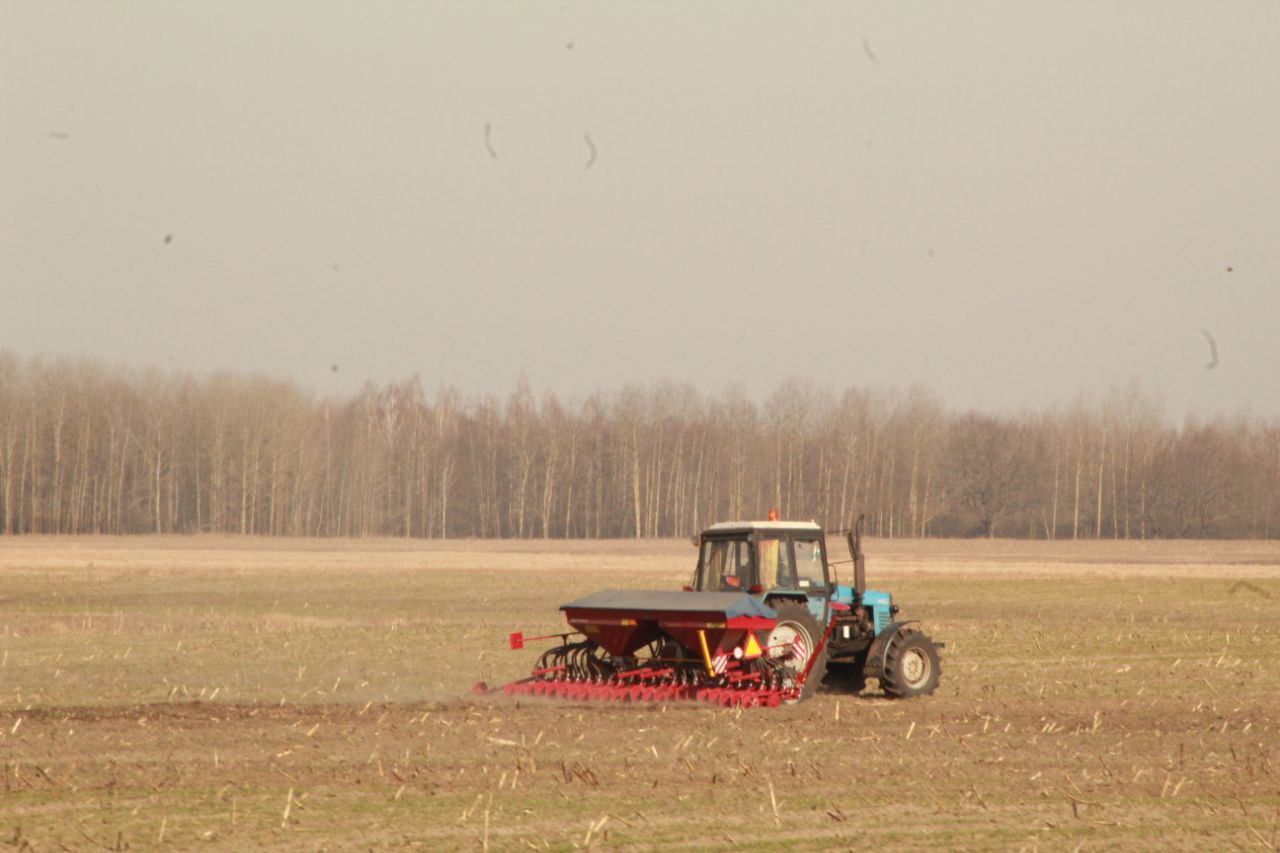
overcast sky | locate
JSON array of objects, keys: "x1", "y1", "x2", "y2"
[{"x1": 2, "y1": 2, "x2": 1277, "y2": 420}]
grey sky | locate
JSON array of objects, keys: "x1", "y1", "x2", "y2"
[{"x1": 2, "y1": 2, "x2": 1278, "y2": 420}]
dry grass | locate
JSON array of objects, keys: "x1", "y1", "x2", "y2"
[{"x1": 1, "y1": 536, "x2": 1278, "y2": 850}]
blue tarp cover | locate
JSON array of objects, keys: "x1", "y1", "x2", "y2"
[{"x1": 560, "y1": 589, "x2": 777, "y2": 619}]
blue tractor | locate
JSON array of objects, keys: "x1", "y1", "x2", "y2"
[
  {"x1": 493, "y1": 515, "x2": 941, "y2": 707},
  {"x1": 690, "y1": 515, "x2": 942, "y2": 701}
]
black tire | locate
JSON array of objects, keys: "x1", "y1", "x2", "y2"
[
  {"x1": 881, "y1": 630, "x2": 941, "y2": 698},
  {"x1": 766, "y1": 601, "x2": 829, "y2": 702}
]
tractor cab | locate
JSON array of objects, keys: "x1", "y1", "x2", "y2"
[
  {"x1": 691, "y1": 520, "x2": 833, "y2": 625},
  {"x1": 691, "y1": 518, "x2": 898, "y2": 641}
]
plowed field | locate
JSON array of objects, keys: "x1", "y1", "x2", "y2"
[{"x1": 2, "y1": 536, "x2": 1278, "y2": 850}]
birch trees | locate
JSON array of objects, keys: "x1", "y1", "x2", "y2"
[{"x1": 0, "y1": 351, "x2": 1274, "y2": 539}]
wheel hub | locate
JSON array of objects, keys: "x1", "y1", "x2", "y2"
[
  {"x1": 902, "y1": 647, "x2": 929, "y2": 686},
  {"x1": 769, "y1": 622, "x2": 811, "y2": 670}
]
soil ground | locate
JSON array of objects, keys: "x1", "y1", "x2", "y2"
[{"x1": 1, "y1": 536, "x2": 1279, "y2": 850}]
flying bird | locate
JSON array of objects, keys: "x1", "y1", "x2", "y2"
[
  {"x1": 1200, "y1": 327, "x2": 1218, "y2": 370},
  {"x1": 861, "y1": 37, "x2": 879, "y2": 66},
  {"x1": 583, "y1": 132, "x2": 597, "y2": 170},
  {"x1": 1229, "y1": 580, "x2": 1271, "y2": 598},
  {"x1": 483, "y1": 123, "x2": 498, "y2": 159}
]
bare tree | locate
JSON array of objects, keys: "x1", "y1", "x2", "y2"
[
  {"x1": 942, "y1": 414, "x2": 1035, "y2": 538},
  {"x1": 1, "y1": 349, "x2": 1278, "y2": 541}
]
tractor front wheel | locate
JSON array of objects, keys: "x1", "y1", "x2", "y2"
[{"x1": 881, "y1": 630, "x2": 941, "y2": 698}]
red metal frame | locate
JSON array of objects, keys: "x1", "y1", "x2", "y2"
[
  {"x1": 509, "y1": 630, "x2": 578, "y2": 650},
  {"x1": 726, "y1": 616, "x2": 775, "y2": 630}
]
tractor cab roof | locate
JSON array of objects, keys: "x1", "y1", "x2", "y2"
[{"x1": 701, "y1": 520, "x2": 822, "y2": 536}]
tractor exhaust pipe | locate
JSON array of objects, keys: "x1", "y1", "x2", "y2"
[{"x1": 846, "y1": 514, "x2": 866, "y2": 598}]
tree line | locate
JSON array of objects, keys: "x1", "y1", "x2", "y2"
[{"x1": 1, "y1": 351, "x2": 1277, "y2": 539}]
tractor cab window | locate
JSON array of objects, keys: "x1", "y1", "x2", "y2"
[
  {"x1": 756, "y1": 537, "x2": 796, "y2": 590},
  {"x1": 793, "y1": 538, "x2": 826, "y2": 593},
  {"x1": 697, "y1": 539, "x2": 754, "y2": 591}
]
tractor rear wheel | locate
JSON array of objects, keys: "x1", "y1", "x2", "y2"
[
  {"x1": 767, "y1": 601, "x2": 828, "y2": 702},
  {"x1": 881, "y1": 630, "x2": 941, "y2": 698}
]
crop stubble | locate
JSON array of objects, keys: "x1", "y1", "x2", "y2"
[{"x1": 1, "y1": 536, "x2": 1278, "y2": 850}]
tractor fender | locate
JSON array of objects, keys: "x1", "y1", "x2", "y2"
[
  {"x1": 765, "y1": 592, "x2": 829, "y2": 631},
  {"x1": 861, "y1": 620, "x2": 921, "y2": 679}
]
